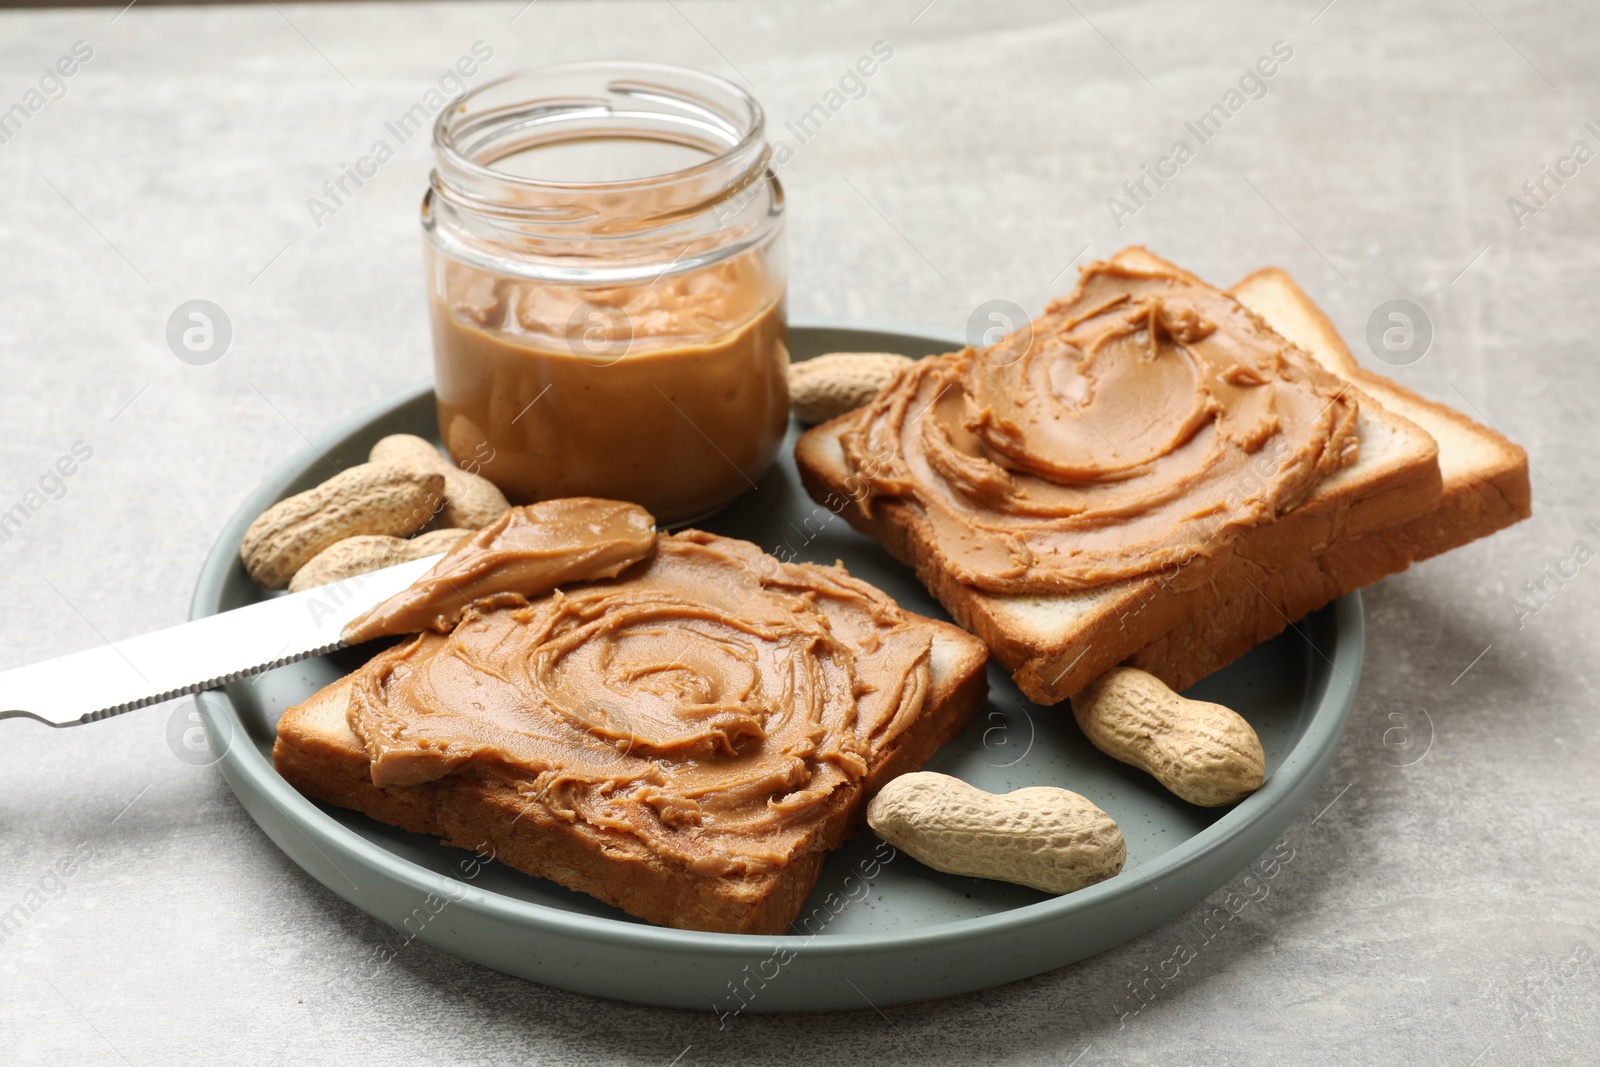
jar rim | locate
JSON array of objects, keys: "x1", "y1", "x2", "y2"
[{"x1": 432, "y1": 61, "x2": 767, "y2": 198}]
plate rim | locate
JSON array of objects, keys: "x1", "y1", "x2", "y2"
[{"x1": 191, "y1": 319, "x2": 1362, "y2": 965}]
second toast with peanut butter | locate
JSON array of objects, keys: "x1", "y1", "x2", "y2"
[{"x1": 796, "y1": 247, "x2": 1527, "y2": 702}]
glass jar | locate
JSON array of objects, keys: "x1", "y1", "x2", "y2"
[{"x1": 423, "y1": 62, "x2": 788, "y2": 524}]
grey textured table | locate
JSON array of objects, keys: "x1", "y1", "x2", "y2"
[{"x1": 2, "y1": 1, "x2": 1596, "y2": 1063}]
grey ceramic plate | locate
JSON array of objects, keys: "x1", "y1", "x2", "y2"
[{"x1": 191, "y1": 321, "x2": 1362, "y2": 1013}]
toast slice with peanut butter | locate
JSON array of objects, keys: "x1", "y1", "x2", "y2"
[
  {"x1": 274, "y1": 531, "x2": 988, "y2": 936},
  {"x1": 795, "y1": 247, "x2": 1527, "y2": 702}
]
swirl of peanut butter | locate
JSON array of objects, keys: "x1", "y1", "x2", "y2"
[
  {"x1": 839, "y1": 258, "x2": 1360, "y2": 593},
  {"x1": 345, "y1": 531, "x2": 932, "y2": 876}
]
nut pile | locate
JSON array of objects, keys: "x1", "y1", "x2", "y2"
[{"x1": 241, "y1": 434, "x2": 510, "y2": 592}]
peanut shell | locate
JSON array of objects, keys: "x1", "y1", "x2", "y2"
[
  {"x1": 867, "y1": 771, "x2": 1125, "y2": 895},
  {"x1": 1073, "y1": 667, "x2": 1265, "y2": 807},
  {"x1": 369, "y1": 433, "x2": 510, "y2": 529},
  {"x1": 789, "y1": 352, "x2": 914, "y2": 424},
  {"x1": 240, "y1": 463, "x2": 444, "y2": 589},
  {"x1": 287, "y1": 535, "x2": 409, "y2": 593}
]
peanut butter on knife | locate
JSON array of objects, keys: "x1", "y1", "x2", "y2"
[{"x1": 341, "y1": 499, "x2": 656, "y2": 644}]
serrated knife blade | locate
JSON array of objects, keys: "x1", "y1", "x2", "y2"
[{"x1": 0, "y1": 554, "x2": 444, "y2": 728}]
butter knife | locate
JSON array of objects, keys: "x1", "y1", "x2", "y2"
[{"x1": 0, "y1": 554, "x2": 443, "y2": 728}]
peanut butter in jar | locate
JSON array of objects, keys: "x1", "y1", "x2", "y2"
[{"x1": 423, "y1": 63, "x2": 788, "y2": 523}]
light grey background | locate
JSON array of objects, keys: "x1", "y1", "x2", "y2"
[{"x1": 1, "y1": 1, "x2": 1595, "y2": 1063}]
